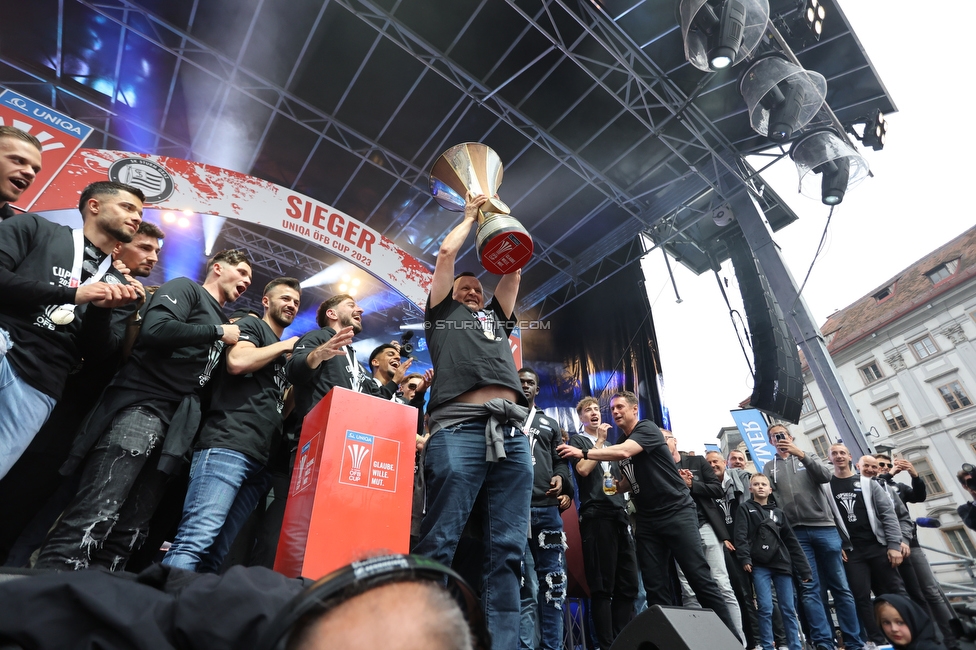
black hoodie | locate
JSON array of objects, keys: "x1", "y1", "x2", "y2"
[
  {"x1": 874, "y1": 593, "x2": 947, "y2": 650},
  {"x1": 734, "y1": 500, "x2": 812, "y2": 580}
]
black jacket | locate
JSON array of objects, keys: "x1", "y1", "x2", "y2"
[
  {"x1": 734, "y1": 500, "x2": 812, "y2": 579},
  {"x1": 677, "y1": 454, "x2": 729, "y2": 540}
]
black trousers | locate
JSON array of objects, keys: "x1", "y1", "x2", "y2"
[
  {"x1": 579, "y1": 511, "x2": 639, "y2": 649},
  {"x1": 634, "y1": 506, "x2": 739, "y2": 639},
  {"x1": 725, "y1": 546, "x2": 762, "y2": 648},
  {"x1": 844, "y1": 543, "x2": 906, "y2": 644}
]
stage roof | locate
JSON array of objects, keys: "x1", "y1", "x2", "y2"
[{"x1": 0, "y1": 0, "x2": 895, "y2": 320}]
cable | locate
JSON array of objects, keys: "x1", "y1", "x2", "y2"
[{"x1": 789, "y1": 204, "x2": 834, "y2": 314}]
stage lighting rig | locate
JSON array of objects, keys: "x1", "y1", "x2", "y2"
[
  {"x1": 739, "y1": 54, "x2": 826, "y2": 142},
  {"x1": 860, "y1": 109, "x2": 887, "y2": 151},
  {"x1": 679, "y1": 0, "x2": 770, "y2": 72},
  {"x1": 802, "y1": 0, "x2": 826, "y2": 40},
  {"x1": 790, "y1": 129, "x2": 869, "y2": 206}
]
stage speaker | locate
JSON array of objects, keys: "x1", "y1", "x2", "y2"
[
  {"x1": 609, "y1": 605, "x2": 742, "y2": 650},
  {"x1": 725, "y1": 227, "x2": 804, "y2": 423}
]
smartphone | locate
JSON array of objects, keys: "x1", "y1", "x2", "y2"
[{"x1": 774, "y1": 433, "x2": 786, "y2": 441}]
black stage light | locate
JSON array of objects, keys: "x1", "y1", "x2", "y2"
[
  {"x1": 815, "y1": 156, "x2": 851, "y2": 205},
  {"x1": 740, "y1": 54, "x2": 826, "y2": 142},
  {"x1": 861, "y1": 109, "x2": 887, "y2": 151},
  {"x1": 790, "y1": 129, "x2": 869, "y2": 206}
]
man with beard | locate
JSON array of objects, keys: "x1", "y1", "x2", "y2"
[
  {"x1": 0, "y1": 220, "x2": 164, "y2": 565},
  {"x1": 558, "y1": 391, "x2": 739, "y2": 639},
  {"x1": 36, "y1": 249, "x2": 252, "y2": 571},
  {"x1": 285, "y1": 294, "x2": 371, "y2": 422},
  {"x1": 0, "y1": 181, "x2": 143, "y2": 479},
  {"x1": 0, "y1": 126, "x2": 41, "y2": 222},
  {"x1": 161, "y1": 277, "x2": 301, "y2": 573}
]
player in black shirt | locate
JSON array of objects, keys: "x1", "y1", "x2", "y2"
[
  {"x1": 161, "y1": 277, "x2": 301, "y2": 573},
  {"x1": 0, "y1": 126, "x2": 41, "y2": 222},
  {"x1": 36, "y1": 249, "x2": 253, "y2": 572},
  {"x1": 0, "y1": 221, "x2": 165, "y2": 565},
  {"x1": 412, "y1": 191, "x2": 531, "y2": 650},
  {"x1": 285, "y1": 294, "x2": 369, "y2": 422},
  {"x1": 828, "y1": 443, "x2": 907, "y2": 645},
  {"x1": 0, "y1": 180, "x2": 143, "y2": 479},
  {"x1": 565, "y1": 396, "x2": 639, "y2": 650},
  {"x1": 558, "y1": 390, "x2": 739, "y2": 639}
]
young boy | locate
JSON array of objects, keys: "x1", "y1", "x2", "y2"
[{"x1": 734, "y1": 474, "x2": 812, "y2": 650}]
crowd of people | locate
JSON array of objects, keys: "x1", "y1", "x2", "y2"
[{"x1": 0, "y1": 124, "x2": 958, "y2": 650}]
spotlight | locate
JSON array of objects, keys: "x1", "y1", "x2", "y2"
[
  {"x1": 182, "y1": 208, "x2": 193, "y2": 216},
  {"x1": 802, "y1": 0, "x2": 825, "y2": 40},
  {"x1": 177, "y1": 217, "x2": 190, "y2": 228},
  {"x1": 162, "y1": 212, "x2": 176, "y2": 224},
  {"x1": 790, "y1": 129, "x2": 870, "y2": 206},
  {"x1": 860, "y1": 109, "x2": 887, "y2": 151},
  {"x1": 740, "y1": 54, "x2": 826, "y2": 142},
  {"x1": 679, "y1": 0, "x2": 770, "y2": 72}
]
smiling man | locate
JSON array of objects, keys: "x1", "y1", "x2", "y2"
[
  {"x1": 0, "y1": 180, "x2": 143, "y2": 479},
  {"x1": 37, "y1": 249, "x2": 253, "y2": 571},
  {"x1": 162, "y1": 277, "x2": 302, "y2": 573},
  {"x1": 0, "y1": 126, "x2": 41, "y2": 222},
  {"x1": 557, "y1": 391, "x2": 739, "y2": 639}
]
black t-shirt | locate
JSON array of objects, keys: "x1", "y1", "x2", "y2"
[
  {"x1": 830, "y1": 475, "x2": 878, "y2": 547},
  {"x1": 195, "y1": 316, "x2": 287, "y2": 464},
  {"x1": 424, "y1": 294, "x2": 526, "y2": 411},
  {"x1": 0, "y1": 214, "x2": 125, "y2": 399},
  {"x1": 286, "y1": 327, "x2": 398, "y2": 426},
  {"x1": 619, "y1": 420, "x2": 694, "y2": 519},
  {"x1": 112, "y1": 277, "x2": 228, "y2": 403},
  {"x1": 526, "y1": 409, "x2": 572, "y2": 507},
  {"x1": 0, "y1": 203, "x2": 14, "y2": 221},
  {"x1": 568, "y1": 432, "x2": 628, "y2": 519}
]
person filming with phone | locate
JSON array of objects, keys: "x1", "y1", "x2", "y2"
[{"x1": 956, "y1": 464, "x2": 976, "y2": 532}]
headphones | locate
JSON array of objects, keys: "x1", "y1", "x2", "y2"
[{"x1": 255, "y1": 554, "x2": 489, "y2": 650}]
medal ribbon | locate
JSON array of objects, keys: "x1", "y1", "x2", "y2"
[{"x1": 52, "y1": 229, "x2": 113, "y2": 322}]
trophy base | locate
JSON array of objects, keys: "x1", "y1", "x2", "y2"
[{"x1": 477, "y1": 214, "x2": 533, "y2": 275}]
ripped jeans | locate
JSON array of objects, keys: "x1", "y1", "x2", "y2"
[
  {"x1": 36, "y1": 407, "x2": 172, "y2": 571},
  {"x1": 522, "y1": 505, "x2": 567, "y2": 650}
]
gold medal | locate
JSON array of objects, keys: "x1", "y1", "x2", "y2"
[{"x1": 50, "y1": 305, "x2": 76, "y2": 326}]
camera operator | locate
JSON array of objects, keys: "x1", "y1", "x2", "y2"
[{"x1": 956, "y1": 464, "x2": 976, "y2": 531}]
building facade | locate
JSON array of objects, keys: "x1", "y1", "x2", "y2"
[{"x1": 792, "y1": 226, "x2": 976, "y2": 584}]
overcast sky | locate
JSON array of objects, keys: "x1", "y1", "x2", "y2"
[{"x1": 642, "y1": 0, "x2": 975, "y2": 452}]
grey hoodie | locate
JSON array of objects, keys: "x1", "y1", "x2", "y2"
[{"x1": 762, "y1": 451, "x2": 836, "y2": 527}]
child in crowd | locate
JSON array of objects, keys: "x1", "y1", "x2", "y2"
[
  {"x1": 875, "y1": 594, "x2": 947, "y2": 650},
  {"x1": 734, "y1": 474, "x2": 812, "y2": 650}
]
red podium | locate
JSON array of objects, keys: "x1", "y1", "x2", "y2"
[{"x1": 274, "y1": 387, "x2": 418, "y2": 579}]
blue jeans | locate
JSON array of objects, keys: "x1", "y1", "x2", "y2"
[
  {"x1": 0, "y1": 354, "x2": 56, "y2": 479},
  {"x1": 753, "y1": 567, "x2": 802, "y2": 650},
  {"x1": 36, "y1": 406, "x2": 171, "y2": 571},
  {"x1": 520, "y1": 538, "x2": 540, "y2": 649},
  {"x1": 523, "y1": 506, "x2": 566, "y2": 650},
  {"x1": 414, "y1": 418, "x2": 532, "y2": 650},
  {"x1": 162, "y1": 447, "x2": 271, "y2": 572},
  {"x1": 794, "y1": 526, "x2": 863, "y2": 649}
]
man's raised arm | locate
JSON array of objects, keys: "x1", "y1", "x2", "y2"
[{"x1": 429, "y1": 192, "x2": 485, "y2": 308}]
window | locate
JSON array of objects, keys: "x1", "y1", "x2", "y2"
[
  {"x1": 859, "y1": 361, "x2": 884, "y2": 384},
  {"x1": 910, "y1": 335, "x2": 939, "y2": 360},
  {"x1": 801, "y1": 394, "x2": 815, "y2": 415},
  {"x1": 927, "y1": 258, "x2": 960, "y2": 284},
  {"x1": 811, "y1": 434, "x2": 830, "y2": 460},
  {"x1": 874, "y1": 284, "x2": 895, "y2": 303},
  {"x1": 939, "y1": 381, "x2": 973, "y2": 411},
  {"x1": 881, "y1": 405, "x2": 910, "y2": 432},
  {"x1": 943, "y1": 526, "x2": 976, "y2": 558},
  {"x1": 913, "y1": 458, "x2": 945, "y2": 496}
]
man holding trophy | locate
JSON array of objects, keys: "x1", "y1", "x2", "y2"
[{"x1": 414, "y1": 144, "x2": 534, "y2": 650}]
